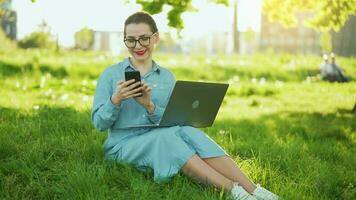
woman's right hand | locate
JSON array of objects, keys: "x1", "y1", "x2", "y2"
[{"x1": 111, "y1": 79, "x2": 143, "y2": 105}]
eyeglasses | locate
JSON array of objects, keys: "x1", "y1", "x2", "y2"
[{"x1": 124, "y1": 33, "x2": 156, "y2": 48}]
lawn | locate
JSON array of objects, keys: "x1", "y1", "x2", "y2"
[{"x1": 0, "y1": 49, "x2": 355, "y2": 199}]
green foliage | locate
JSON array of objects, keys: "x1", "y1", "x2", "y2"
[
  {"x1": 0, "y1": 0, "x2": 15, "y2": 20},
  {"x1": 135, "y1": 0, "x2": 228, "y2": 31},
  {"x1": 306, "y1": 0, "x2": 356, "y2": 32},
  {"x1": 320, "y1": 31, "x2": 332, "y2": 52},
  {"x1": 74, "y1": 27, "x2": 94, "y2": 50},
  {"x1": 18, "y1": 31, "x2": 56, "y2": 49},
  {"x1": 263, "y1": 0, "x2": 356, "y2": 32}
]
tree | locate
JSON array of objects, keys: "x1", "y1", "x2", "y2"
[
  {"x1": 262, "y1": 0, "x2": 356, "y2": 32},
  {"x1": 18, "y1": 21, "x2": 56, "y2": 49},
  {"x1": 133, "y1": 0, "x2": 240, "y2": 52},
  {"x1": 232, "y1": 0, "x2": 239, "y2": 53},
  {"x1": 262, "y1": 0, "x2": 356, "y2": 53},
  {"x1": 134, "y1": 0, "x2": 229, "y2": 31},
  {"x1": 74, "y1": 27, "x2": 94, "y2": 50},
  {"x1": 18, "y1": 31, "x2": 56, "y2": 49},
  {"x1": 0, "y1": 0, "x2": 12, "y2": 16},
  {"x1": 133, "y1": 0, "x2": 241, "y2": 51},
  {"x1": 0, "y1": 0, "x2": 11, "y2": 19}
]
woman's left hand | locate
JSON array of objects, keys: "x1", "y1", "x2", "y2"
[{"x1": 134, "y1": 81, "x2": 155, "y2": 113}]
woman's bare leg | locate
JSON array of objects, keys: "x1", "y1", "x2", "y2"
[
  {"x1": 203, "y1": 156, "x2": 256, "y2": 193},
  {"x1": 181, "y1": 154, "x2": 234, "y2": 191}
]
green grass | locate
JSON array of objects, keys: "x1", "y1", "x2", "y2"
[{"x1": 0, "y1": 49, "x2": 355, "y2": 199}]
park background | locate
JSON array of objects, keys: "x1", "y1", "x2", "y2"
[{"x1": 0, "y1": 0, "x2": 355, "y2": 199}]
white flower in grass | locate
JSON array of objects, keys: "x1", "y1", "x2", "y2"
[
  {"x1": 15, "y1": 81, "x2": 20, "y2": 88},
  {"x1": 51, "y1": 94, "x2": 57, "y2": 100},
  {"x1": 219, "y1": 130, "x2": 226, "y2": 135},
  {"x1": 218, "y1": 60, "x2": 225, "y2": 66},
  {"x1": 44, "y1": 89, "x2": 53, "y2": 96},
  {"x1": 228, "y1": 76, "x2": 240, "y2": 84},
  {"x1": 205, "y1": 58, "x2": 212, "y2": 65},
  {"x1": 275, "y1": 80, "x2": 284, "y2": 87},
  {"x1": 60, "y1": 94, "x2": 69, "y2": 101},
  {"x1": 82, "y1": 95, "x2": 90, "y2": 102},
  {"x1": 251, "y1": 78, "x2": 257, "y2": 84},
  {"x1": 62, "y1": 79, "x2": 68, "y2": 85},
  {"x1": 310, "y1": 76, "x2": 317, "y2": 82},
  {"x1": 92, "y1": 80, "x2": 97, "y2": 86},
  {"x1": 259, "y1": 77, "x2": 266, "y2": 85},
  {"x1": 22, "y1": 85, "x2": 27, "y2": 90},
  {"x1": 96, "y1": 55, "x2": 105, "y2": 61},
  {"x1": 82, "y1": 80, "x2": 88, "y2": 86},
  {"x1": 33, "y1": 105, "x2": 40, "y2": 110},
  {"x1": 40, "y1": 76, "x2": 46, "y2": 88}
]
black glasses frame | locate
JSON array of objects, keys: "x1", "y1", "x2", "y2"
[{"x1": 123, "y1": 33, "x2": 156, "y2": 48}]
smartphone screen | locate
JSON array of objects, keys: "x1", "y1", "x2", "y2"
[{"x1": 124, "y1": 71, "x2": 142, "y2": 97}]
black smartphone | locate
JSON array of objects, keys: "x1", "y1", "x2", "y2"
[{"x1": 124, "y1": 71, "x2": 142, "y2": 97}]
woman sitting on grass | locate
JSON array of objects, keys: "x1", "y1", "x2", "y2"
[{"x1": 91, "y1": 11, "x2": 278, "y2": 200}]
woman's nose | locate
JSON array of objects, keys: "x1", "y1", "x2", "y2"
[{"x1": 135, "y1": 41, "x2": 143, "y2": 49}]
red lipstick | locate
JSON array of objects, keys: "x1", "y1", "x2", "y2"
[{"x1": 135, "y1": 49, "x2": 146, "y2": 56}]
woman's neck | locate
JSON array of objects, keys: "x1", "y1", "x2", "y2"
[{"x1": 130, "y1": 57, "x2": 152, "y2": 74}]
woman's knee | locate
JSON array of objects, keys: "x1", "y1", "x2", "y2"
[
  {"x1": 181, "y1": 154, "x2": 199, "y2": 174},
  {"x1": 179, "y1": 126, "x2": 205, "y2": 138}
]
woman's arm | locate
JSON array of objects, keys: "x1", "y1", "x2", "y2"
[
  {"x1": 92, "y1": 68, "x2": 144, "y2": 131},
  {"x1": 146, "y1": 71, "x2": 176, "y2": 124},
  {"x1": 146, "y1": 103, "x2": 165, "y2": 124},
  {"x1": 91, "y1": 68, "x2": 120, "y2": 131}
]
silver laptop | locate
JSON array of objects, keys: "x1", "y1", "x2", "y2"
[{"x1": 127, "y1": 80, "x2": 229, "y2": 128}]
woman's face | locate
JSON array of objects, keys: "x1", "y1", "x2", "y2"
[{"x1": 124, "y1": 23, "x2": 159, "y2": 63}]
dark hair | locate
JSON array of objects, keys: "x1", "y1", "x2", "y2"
[{"x1": 124, "y1": 12, "x2": 158, "y2": 36}]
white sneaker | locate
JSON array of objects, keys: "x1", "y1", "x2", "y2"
[
  {"x1": 252, "y1": 184, "x2": 279, "y2": 200},
  {"x1": 231, "y1": 183, "x2": 257, "y2": 200}
]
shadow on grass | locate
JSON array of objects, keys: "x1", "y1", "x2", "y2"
[
  {"x1": 209, "y1": 111, "x2": 355, "y2": 199},
  {"x1": 210, "y1": 110, "x2": 355, "y2": 160},
  {"x1": 0, "y1": 61, "x2": 68, "y2": 78},
  {"x1": 0, "y1": 106, "x2": 355, "y2": 199},
  {"x1": 172, "y1": 66, "x2": 300, "y2": 82},
  {"x1": 0, "y1": 106, "x2": 225, "y2": 199}
]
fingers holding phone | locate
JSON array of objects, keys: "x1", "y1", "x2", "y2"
[
  {"x1": 135, "y1": 81, "x2": 151, "y2": 99},
  {"x1": 134, "y1": 81, "x2": 154, "y2": 112},
  {"x1": 111, "y1": 79, "x2": 143, "y2": 105}
]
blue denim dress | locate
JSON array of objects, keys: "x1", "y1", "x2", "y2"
[{"x1": 91, "y1": 58, "x2": 226, "y2": 182}]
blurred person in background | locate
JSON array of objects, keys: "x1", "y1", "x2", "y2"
[{"x1": 321, "y1": 53, "x2": 349, "y2": 82}]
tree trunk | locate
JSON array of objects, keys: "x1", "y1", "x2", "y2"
[
  {"x1": 352, "y1": 101, "x2": 356, "y2": 113},
  {"x1": 233, "y1": 0, "x2": 239, "y2": 53}
]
